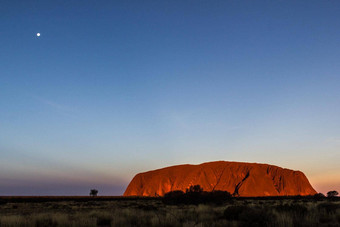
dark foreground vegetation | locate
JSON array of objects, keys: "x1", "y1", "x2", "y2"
[{"x1": 0, "y1": 195, "x2": 339, "y2": 227}]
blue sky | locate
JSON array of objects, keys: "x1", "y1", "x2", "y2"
[{"x1": 1, "y1": 0, "x2": 340, "y2": 195}]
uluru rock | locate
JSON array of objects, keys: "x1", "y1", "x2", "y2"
[{"x1": 124, "y1": 161, "x2": 317, "y2": 197}]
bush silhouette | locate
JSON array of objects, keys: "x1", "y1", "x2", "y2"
[
  {"x1": 224, "y1": 205, "x2": 273, "y2": 226},
  {"x1": 313, "y1": 193, "x2": 326, "y2": 201},
  {"x1": 317, "y1": 202, "x2": 340, "y2": 214},
  {"x1": 90, "y1": 189, "x2": 98, "y2": 197},
  {"x1": 163, "y1": 185, "x2": 232, "y2": 205},
  {"x1": 223, "y1": 205, "x2": 245, "y2": 220},
  {"x1": 274, "y1": 204, "x2": 308, "y2": 217},
  {"x1": 165, "y1": 190, "x2": 185, "y2": 197},
  {"x1": 327, "y1": 190, "x2": 339, "y2": 198},
  {"x1": 186, "y1": 185, "x2": 203, "y2": 193},
  {"x1": 239, "y1": 206, "x2": 273, "y2": 227}
]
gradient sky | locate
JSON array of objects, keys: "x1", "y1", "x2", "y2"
[{"x1": 1, "y1": 0, "x2": 339, "y2": 195}]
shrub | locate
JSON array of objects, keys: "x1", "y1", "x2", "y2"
[
  {"x1": 136, "y1": 204, "x2": 158, "y2": 211},
  {"x1": 239, "y1": 206, "x2": 273, "y2": 227},
  {"x1": 274, "y1": 204, "x2": 308, "y2": 217},
  {"x1": 224, "y1": 205, "x2": 273, "y2": 226},
  {"x1": 163, "y1": 190, "x2": 185, "y2": 205},
  {"x1": 313, "y1": 193, "x2": 326, "y2": 201},
  {"x1": 205, "y1": 190, "x2": 232, "y2": 205},
  {"x1": 35, "y1": 215, "x2": 58, "y2": 227},
  {"x1": 327, "y1": 190, "x2": 339, "y2": 198},
  {"x1": 186, "y1": 185, "x2": 203, "y2": 193},
  {"x1": 90, "y1": 189, "x2": 98, "y2": 197},
  {"x1": 164, "y1": 190, "x2": 185, "y2": 198},
  {"x1": 336, "y1": 213, "x2": 340, "y2": 223},
  {"x1": 163, "y1": 188, "x2": 232, "y2": 205},
  {"x1": 223, "y1": 205, "x2": 245, "y2": 221},
  {"x1": 317, "y1": 202, "x2": 340, "y2": 214},
  {"x1": 96, "y1": 216, "x2": 112, "y2": 227},
  {"x1": 0, "y1": 199, "x2": 7, "y2": 205}
]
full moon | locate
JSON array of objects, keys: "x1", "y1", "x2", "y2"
[{"x1": 36, "y1": 33, "x2": 41, "y2": 37}]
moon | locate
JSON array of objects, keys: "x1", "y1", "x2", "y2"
[{"x1": 36, "y1": 33, "x2": 41, "y2": 37}]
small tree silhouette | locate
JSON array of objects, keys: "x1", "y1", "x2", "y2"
[
  {"x1": 90, "y1": 189, "x2": 98, "y2": 197},
  {"x1": 327, "y1": 190, "x2": 339, "y2": 198},
  {"x1": 186, "y1": 185, "x2": 203, "y2": 193}
]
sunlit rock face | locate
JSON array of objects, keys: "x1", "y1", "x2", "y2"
[{"x1": 124, "y1": 161, "x2": 317, "y2": 197}]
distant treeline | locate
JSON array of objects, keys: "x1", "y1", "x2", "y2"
[
  {"x1": 1, "y1": 187, "x2": 338, "y2": 205},
  {"x1": 162, "y1": 185, "x2": 339, "y2": 205},
  {"x1": 0, "y1": 196, "x2": 158, "y2": 204}
]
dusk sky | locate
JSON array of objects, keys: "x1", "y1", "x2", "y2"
[{"x1": 1, "y1": 0, "x2": 339, "y2": 195}]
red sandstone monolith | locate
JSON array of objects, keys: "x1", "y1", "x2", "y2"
[{"x1": 124, "y1": 161, "x2": 317, "y2": 197}]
